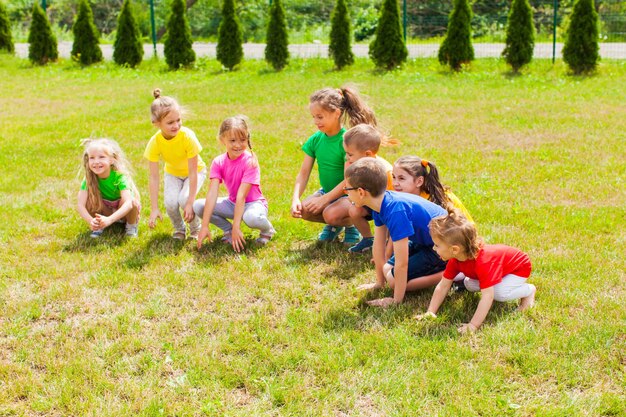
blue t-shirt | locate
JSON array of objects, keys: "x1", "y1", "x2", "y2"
[{"x1": 372, "y1": 191, "x2": 447, "y2": 246}]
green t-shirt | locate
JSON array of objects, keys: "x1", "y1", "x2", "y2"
[
  {"x1": 81, "y1": 170, "x2": 129, "y2": 201},
  {"x1": 301, "y1": 128, "x2": 346, "y2": 193}
]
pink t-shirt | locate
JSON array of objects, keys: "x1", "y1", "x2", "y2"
[
  {"x1": 209, "y1": 151, "x2": 267, "y2": 207},
  {"x1": 443, "y1": 244, "x2": 532, "y2": 289}
]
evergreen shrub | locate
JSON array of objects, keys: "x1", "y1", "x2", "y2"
[
  {"x1": 28, "y1": 3, "x2": 58, "y2": 65},
  {"x1": 164, "y1": 0, "x2": 196, "y2": 69},
  {"x1": 113, "y1": 0, "x2": 143, "y2": 67},
  {"x1": 264, "y1": 0, "x2": 289, "y2": 71},
  {"x1": 216, "y1": 0, "x2": 243, "y2": 70},
  {"x1": 0, "y1": 1, "x2": 14, "y2": 53},
  {"x1": 563, "y1": 0, "x2": 599, "y2": 74},
  {"x1": 503, "y1": 0, "x2": 535, "y2": 72},
  {"x1": 71, "y1": 0, "x2": 103, "y2": 65},
  {"x1": 329, "y1": 0, "x2": 354, "y2": 70},
  {"x1": 438, "y1": 0, "x2": 474, "y2": 71},
  {"x1": 368, "y1": 0, "x2": 407, "y2": 70}
]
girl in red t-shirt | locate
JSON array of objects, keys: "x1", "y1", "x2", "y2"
[{"x1": 415, "y1": 209, "x2": 536, "y2": 333}]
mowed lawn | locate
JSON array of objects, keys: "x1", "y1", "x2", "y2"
[{"x1": 0, "y1": 54, "x2": 624, "y2": 416}]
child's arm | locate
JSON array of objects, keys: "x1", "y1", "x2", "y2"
[
  {"x1": 415, "y1": 278, "x2": 453, "y2": 320},
  {"x1": 291, "y1": 155, "x2": 315, "y2": 218},
  {"x1": 197, "y1": 178, "x2": 221, "y2": 249},
  {"x1": 184, "y1": 156, "x2": 199, "y2": 222},
  {"x1": 148, "y1": 161, "x2": 162, "y2": 228},
  {"x1": 389, "y1": 237, "x2": 409, "y2": 304},
  {"x1": 93, "y1": 189, "x2": 134, "y2": 228},
  {"x1": 77, "y1": 189, "x2": 99, "y2": 230},
  {"x1": 358, "y1": 225, "x2": 388, "y2": 291},
  {"x1": 303, "y1": 179, "x2": 347, "y2": 214},
  {"x1": 459, "y1": 286, "x2": 495, "y2": 334},
  {"x1": 231, "y1": 183, "x2": 252, "y2": 253}
]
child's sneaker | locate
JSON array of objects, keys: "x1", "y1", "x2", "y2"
[
  {"x1": 172, "y1": 230, "x2": 186, "y2": 240},
  {"x1": 343, "y1": 226, "x2": 361, "y2": 245},
  {"x1": 348, "y1": 236, "x2": 374, "y2": 253},
  {"x1": 125, "y1": 223, "x2": 138, "y2": 238},
  {"x1": 90, "y1": 229, "x2": 103, "y2": 238},
  {"x1": 318, "y1": 225, "x2": 344, "y2": 242},
  {"x1": 189, "y1": 227, "x2": 201, "y2": 240},
  {"x1": 255, "y1": 230, "x2": 275, "y2": 246},
  {"x1": 221, "y1": 232, "x2": 233, "y2": 244}
]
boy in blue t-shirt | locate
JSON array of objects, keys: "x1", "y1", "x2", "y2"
[{"x1": 344, "y1": 157, "x2": 448, "y2": 307}]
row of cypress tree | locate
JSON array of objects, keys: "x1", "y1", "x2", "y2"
[{"x1": 0, "y1": 0, "x2": 600, "y2": 74}]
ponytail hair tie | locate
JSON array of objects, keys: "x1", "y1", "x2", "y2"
[
  {"x1": 337, "y1": 88, "x2": 344, "y2": 98},
  {"x1": 421, "y1": 159, "x2": 431, "y2": 175}
]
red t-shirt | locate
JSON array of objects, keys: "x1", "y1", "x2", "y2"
[{"x1": 443, "y1": 244, "x2": 532, "y2": 289}]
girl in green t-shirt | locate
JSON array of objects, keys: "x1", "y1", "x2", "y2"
[
  {"x1": 291, "y1": 86, "x2": 378, "y2": 244},
  {"x1": 77, "y1": 139, "x2": 140, "y2": 238}
]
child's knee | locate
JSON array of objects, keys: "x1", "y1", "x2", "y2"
[{"x1": 192, "y1": 200, "x2": 205, "y2": 218}]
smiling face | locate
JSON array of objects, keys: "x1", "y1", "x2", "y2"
[
  {"x1": 87, "y1": 148, "x2": 114, "y2": 179},
  {"x1": 221, "y1": 131, "x2": 249, "y2": 160},
  {"x1": 154, "y1": 108, "x2": 182, "y2": 139},
  {"x1": 431, "y1": 235, "x2": 458, "y2": 261},
  {"x1": 309, "y1": 103, "x2": 341, "y2": 136},
  {"x1": 392, "y1": 165, "x2": 424, "y2": 195}
]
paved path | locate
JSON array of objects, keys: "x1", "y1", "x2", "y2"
[{"x1": 14, "y1": 41, "x2": 626, "y2": 60}]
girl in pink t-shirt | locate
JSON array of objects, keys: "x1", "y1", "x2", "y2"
[
  {"x1": 415, "y1": 209, "x2": 536, "y2": 333},
  {"x1": 194, "y1": 116, "x2": 275, "y2": 252}
]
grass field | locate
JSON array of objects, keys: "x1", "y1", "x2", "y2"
[{"x1": 0, "y1": 54, "x2": 625, "y2": 416}]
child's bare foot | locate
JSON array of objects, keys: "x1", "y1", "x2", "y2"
[{"x1": 518, "y1": 284, "x2": 536, "y2": 311}]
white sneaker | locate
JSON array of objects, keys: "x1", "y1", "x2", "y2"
[
  {"x1": 90, "y1": 229, "x2": 103, "y2": 238},
  {"x1": 125, "y1": 223, "x2": 138, "y2": 237}
]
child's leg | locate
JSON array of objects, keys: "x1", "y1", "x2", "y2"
[
  {"x1": 322, "y1": 198, "x2": 353, "y2": 227},
  {"x1": 463, "y1": 277, "x2": 481, "y2": 293},
  {"x1": 384, "y1": 246, "x2": 447, "y2": 291},
  {"x1": 349, "y1": 205, "x2": 373, "y2": 238},
  {"x1": 300, "y1": 191, "x2": 327, "y2": 223},
  {"x1": 492, "y1": 274, "x2": 536, "y2": 309},
  {"x1": 242, "y1": 201, "x2": 275, "y2": 236},
  {"x1": 180, "y1": 171, "x2": 207, "y2": 233},
  {"x1": 210, "y1": 198, "x2": 236, "y2": 233},
  {"x1": 164, "y1": 173, "x2": 186, "y2": 233}
]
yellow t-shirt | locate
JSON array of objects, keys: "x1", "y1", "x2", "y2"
[
  {"x1": 420, "y1": 190, "x2": 474, "y2": 223},
  {"x1": 144, "y1": 126, "x2": 206, "y2": 177},
  {"x1": 375, "y1": 155, "x2": 395, "y2": 191}
]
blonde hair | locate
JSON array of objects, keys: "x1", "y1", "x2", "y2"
[
  {"x1": 218, "y1": 115, "x2": 258, "y2": 167},
  {"x1": 429, "y1": 209, "x2": 482, "y2": 259},
  {"x1": 343, "y1": 124, "x2": 398, "y2": 153},
  {"x1": 81, "y1": 138, "x2": 139, "y2": 215},
  {"x1": 150, "y1": 88, "x2": 184, "y2": 123},
  {"x1": 309, "y1": 85, "x2": 377, "y2": 129}
]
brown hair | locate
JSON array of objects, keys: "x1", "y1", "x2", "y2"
[
  {"x1": 344, "y1": 157, "x2": 388, "y2": 197},
  {"x1": 429, "y1": 209, "x2": 482, "y2": 259},
  {"x1": 394, "y1": 156, "x2": 451, "y2": 209},
  {"x1": 343, "y1": 124, "x2": 398, "y2": 153},
  {"x1": 309, "y1": 86, "x2": 377, "y2": 129},
  {"x1": 150, "y1": 88, "x2": 184, "y2": 123}
]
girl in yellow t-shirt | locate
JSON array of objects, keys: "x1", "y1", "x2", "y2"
[{"x1": 144, "y1": 89, "x2": 207, "y2": 240}]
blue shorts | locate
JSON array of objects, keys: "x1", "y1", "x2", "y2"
[{"x1": 387, "y1": 242, "x2": 447, "y2": 280}]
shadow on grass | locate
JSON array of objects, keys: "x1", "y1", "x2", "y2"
[
  {"x1": 122, "y1": 233, "x2": 186, "y2": 270},
  {"x1": 63, "y1": 223, "x2": 127, "y2": 253},
  {"x1": 192, "y1": 236, "x2": 268, "y2": 265},
  {"x1": 283, "y1": 239, "x2": 374, "y2": 281},
  {"x1": 322, "y1": 289, "x2": 519, "y2": 339}
]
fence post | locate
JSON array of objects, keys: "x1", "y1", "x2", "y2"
[
  {"x1": 150, "y1": 0, "x2": 157, "y2": 57},
  {"x1": 403, "y1": 0, "x2": 407, "y2": 41},
  {"x1": 552, "y1": 0, "x2": 558, "y2": 63}
]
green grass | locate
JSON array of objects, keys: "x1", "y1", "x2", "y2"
[{"x1": 0, "y1": 54, "x2": 625, "y2": 416}]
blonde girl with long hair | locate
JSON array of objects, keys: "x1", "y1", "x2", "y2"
[{"x1": 77, "y1": 138, "x2": 140, "y2": 237}]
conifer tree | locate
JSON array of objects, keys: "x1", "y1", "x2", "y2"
[
  {"x1": 113, "y1": 0, "x2": 143, "y2": 67},
  {"x1": 438, "y1": 0, "x2": 474, "y2": 71},
  {"x1": 264, "y1": 0, "x2": 289, "y2": 71},
  {"x1": 503, "y1": 0, "x2": 535, "y2": 72},
  {"x1": 0, "y1": 1, "x2": 14, "y2": 54},
  {"x1": 216, "y1": 0, "x2": 243, "y2": 70},
  {"x1": 28, "y1": 3, "x2": 58, "y2": 65},
  {"x1": 164, "y1": 0, "x2": 196, "y2": 69},
  {"x1": 563, "y1": 0, "x2": 599, "y2": 74},
  {"x1": 329, "y1": 0, "x2": 353, "y2": 70},
  {"x1": 71, "y1": 0, "x2": 103, "y2": 65},
  {"x1": 368, "y1": 0, "x2": 407, "y2": 70}
]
